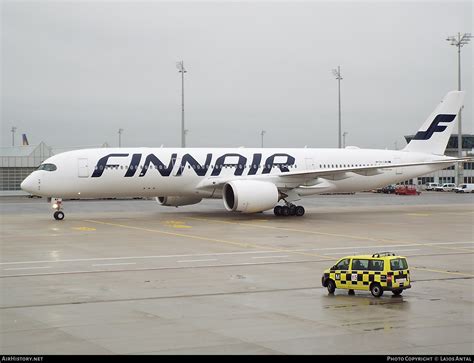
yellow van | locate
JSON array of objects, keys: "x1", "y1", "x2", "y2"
[{"x1": 321, "y1": 252, "x2": 411, "y2": 297}]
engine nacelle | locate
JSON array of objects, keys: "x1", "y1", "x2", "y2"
[
  {"x1": 156, "y1": 196, "x2": 202, "y2": 207},
  {"x1": 223, "y1": 180, "x2": 279, "y2": 213}
]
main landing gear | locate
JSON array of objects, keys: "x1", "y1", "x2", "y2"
[
  {"x1": 51, "y1": 198, "x2": 65, "y2": 220},
  {"x1": 273, "y1": 203, "x2": 305, "y2": 217}
]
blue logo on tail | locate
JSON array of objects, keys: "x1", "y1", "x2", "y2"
[{"x1": 413, "y1": 114, "x2": 456, "y2": 140}]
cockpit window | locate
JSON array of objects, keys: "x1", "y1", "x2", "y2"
[{"x1": 37, "y1": 163, "x2": 57, "y2": 171}]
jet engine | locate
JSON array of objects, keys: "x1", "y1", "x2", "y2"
[
  {"x1": 223, "y1": 180, "x2": 279, "y2": 213},
  {"x1": 156, "y1": 196, "x2": 202, "y2": 207}
]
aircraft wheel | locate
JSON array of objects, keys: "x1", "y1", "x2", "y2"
[
  {"x1": 295, "y1": 206, "x2": 305, "y2": 216},
  {"x1": 54, "y1": 211, "x2": 65, "y2": 220},
  {"x1": 281, "y1": 206, "x2": 290, "y2": 216},
  {"x1": 273, "y1": 206, "x2": 282, "y2": 216},
  {"x1": 289, "y1": 205, "x2": 296, "y2": 216}
]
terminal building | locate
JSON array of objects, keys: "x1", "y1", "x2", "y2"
[
  {"x1": 0, "y1": 143, "x2": 54, "y2": 195},
  {"x1": 403, "y1": 134, "x2": 474, "y2": 185}
]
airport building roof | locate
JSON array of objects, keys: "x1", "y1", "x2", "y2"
[
  {"x1": 0, "y1": 142, "x2": 54, "y2": 168},
  {"x1": 0, "y1": 142, "x2": 110, "y2": 168}
]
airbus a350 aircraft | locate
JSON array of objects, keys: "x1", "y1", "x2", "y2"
[{"x1": 21, "y1": 91, "x2": 469, "y2": 220}]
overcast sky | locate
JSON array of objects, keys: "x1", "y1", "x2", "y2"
[{"x1": 1, "y1": 0, "x2": 472, "y2": 150}]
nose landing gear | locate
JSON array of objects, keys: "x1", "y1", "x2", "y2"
[
  {"x1": 51, "y1": 198, "x2": 65, "y2": 220},
  {"x1": 273, "y1": 203, "x2": 305, "y2": 217}
]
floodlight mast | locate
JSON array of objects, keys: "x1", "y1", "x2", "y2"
[
  {"x1": 446, "y1": 32, "x2": 472, "y2": 185},
  {"x1": 176, "y1": 61, "x2": 187, "y2": 148},
  {"x1": 332, "y1": 66, "x2": 343, "y2": 148},
  {"x1": 343, "y1": 131, "x2": 348, "y2": 148},
  {"x1": 118, "y1": 128, "x2": 124, "y2": 147},
  {"x1": 11, "y1": 126, "x2": 17, "y2": 147}
]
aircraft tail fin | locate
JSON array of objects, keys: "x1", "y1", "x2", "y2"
[{"x1": 403, "y1": 91, "x2": 465, "y2": 155}]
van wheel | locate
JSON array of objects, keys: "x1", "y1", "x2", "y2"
[
  {"x1": 392, "y1": 289, "x2": 403, "y2": 296},
  {"x1": 327, "y1": 279, "x2": 336, "y2": 294},
  {"x1": 370, "y1": 283, "x2": 383, "y2": 297}
]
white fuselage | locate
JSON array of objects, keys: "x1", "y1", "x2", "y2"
[{"x1": 21, "y1": 147, "x2": 452, "y2": 199}]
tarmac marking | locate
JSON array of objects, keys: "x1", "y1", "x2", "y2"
[
  {"x1": 3, "y1": 266, "x2": 52, "y2": 271},
  {"x1": 163, "y1": 220, "x2": 192, "y2": 229},
  {"x1": 0, "y1": 242, "x2": 471, "y2": 266},
  {"x1": 185, "y1": 217, "x2": 474, "y2": 254},
  {"x1": 84, "y1": 219, "x2": 334, "y2": 260},
  {"x1": 186, "y1": 216, "x2": 388, "y2": 243},
  {"x1": 305, "y1": 241, "x2": 473, "y2": 251},
  {"x1": 322, "y1": 248, "x2": 421, "y2": 255},
  {"x1": 92, "y1": 262, "x2": 137, "y2": 267},
  {"x1": 1, "y1": 256, "x2": 473, "y2": 278},
  {"x1": 0, "y1": 259, "x2": 320, "y2": 278},
  {"x1": 412, "y1": 266, "x2": 474, "y2": 278},
  {"x1": 406, "y1": 213, "x2": 431, "y2": 217},
  {"x1": 72, "y1": 227, "x2": 97, "y2": 231},
  {"x1": 0, "y1": 250, "x2": 284, "y2": 265},
  {"x1": 177, "y1": 259, "x2": 218, "y2": 263}
]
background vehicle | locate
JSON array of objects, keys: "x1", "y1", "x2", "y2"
[
  {"x1": 435, "y1": 183, "x2": 456, "y2": 192},
  {"x1": 381, "y1": 185, "x2": 397, "y2": 194},
  {"x1": 395, "y1": 184, "x2": 420, "y2": 195},
  {"x1": 321, "y1": 252, "x2": 411, "y2": 297},
  {"x1": 424, "y1": 182, "x2": 440, "y2": 191},
  {"x1": 454, "y1": 183, "x2": 474, "y2": 193}
]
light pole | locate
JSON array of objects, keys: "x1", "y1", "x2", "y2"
[
  {"x1": 11, "y1": 126, "x2": 17, "y2": 146},
  {"x1": 332, "y1": 66, "x2": 343, "y2": 148},
  {"x1": 261, "y1": 130, "x2": 266, "y2": 148},
  {"x1": 176, "y1": 61, "x2": 187, "y2": 148},
  {"x1": 118, "y1": 128, "x2": 123, "y2": 147},
  {"x1": 342, "y1": 131, "x2": 348, "y2": 148},
  {"x1": 446, "y1": 32, "x2": 472, "y2": 185}
]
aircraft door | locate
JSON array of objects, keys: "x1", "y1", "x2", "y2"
[
  {"x1": 78, "y1": 158, "x2": 89, "y2": 178},
  {"x1": 394, "y1": 157, "x2": 402, "y2": 175}
]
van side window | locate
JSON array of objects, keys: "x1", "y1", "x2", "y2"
[
  {"x1": 352, "y1": 259, "x2": 369, "y2": 270},
  {"x1": 368, "y1": 260, "x2": 384, "y2": 271}
]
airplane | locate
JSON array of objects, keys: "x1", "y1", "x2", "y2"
[{"x1": 21, "y1": 90, "x2": 469, "y2": 220}]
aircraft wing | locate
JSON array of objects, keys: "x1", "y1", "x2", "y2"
[
  {"x1": 275, "y1": 158, "x2": 468, "y2": 180},
  {"x1": 196, "y1": 157, "x2": 470, "y2": 190}
]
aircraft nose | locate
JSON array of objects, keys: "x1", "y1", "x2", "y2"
[{"x1": 21, "y1": 175, "x2": 36, "y2": 194}]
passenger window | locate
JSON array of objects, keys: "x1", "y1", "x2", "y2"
[
  {"x1": 334, "y1": 258, "x2": 350, "y2": 270},
  {"x1": 368, "y1": 260, "x2": 384, "y2": 271},
  {"x1": 352, "y1": 259, "x2": 369, "y2": 271}
]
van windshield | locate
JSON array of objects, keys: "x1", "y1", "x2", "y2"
[{"x1": 390, "y1": 258, "x2": 408, "y2": 271}]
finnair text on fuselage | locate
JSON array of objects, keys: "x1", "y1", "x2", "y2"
[{"x1": 91, "y1": 152, "x2": 296, "y2": 178}]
